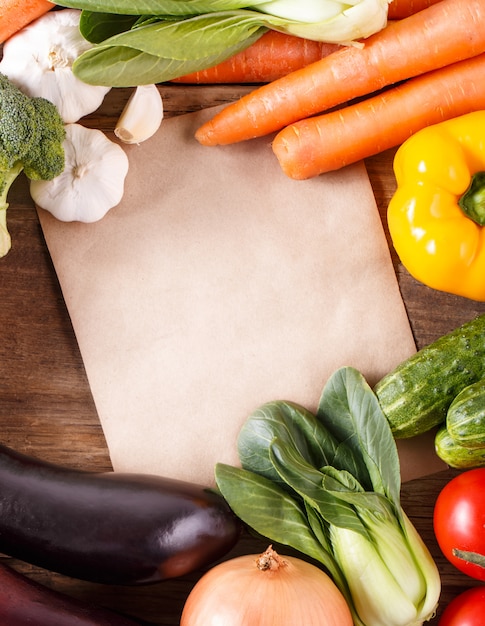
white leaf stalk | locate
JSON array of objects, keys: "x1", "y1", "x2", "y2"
[
  {"x1": 115, "y1": 85, "x2": 164, "y2": 144},
  {"x1": 253, "y1": 0, "x2": 392, "y2": 44},
  {"x1": 330, "y1": 509, "x2": 440, "y2": 626},
  {"x1": 0, "y1": 9, "x2": 110, "y2": 123}
]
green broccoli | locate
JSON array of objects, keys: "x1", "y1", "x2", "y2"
[{"x1": 0, "y1": 73, "x2": 66, "y2": 257}]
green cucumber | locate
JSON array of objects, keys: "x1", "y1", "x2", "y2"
[
  {"x1": 435, "y1": 424, "x2": 485, "y2": 469},
  {"x1": 447, "y1": 378, "x2": 485, "y2": 448},
  {"x1": 374, "y1": 314, "x2": 485, "y2": 438}
]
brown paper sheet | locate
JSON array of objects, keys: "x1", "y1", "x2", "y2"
[{"x1": 38, "y1": 106, "x2": 446, "y2": 485}]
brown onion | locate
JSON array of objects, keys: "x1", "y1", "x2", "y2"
[{"x1": 180, "y1": 545, "x2": 353, "y2": 626}]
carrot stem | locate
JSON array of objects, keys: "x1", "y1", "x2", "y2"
[
  {"x1": 0, "y1": 0, "x2": 54, "y2": 44},
  {"x1": 195, "y1": 0, "x2": 485, "y2": 147},
  {"x1": 272, "y1": 53, "x2": 485, "y2": 179}
]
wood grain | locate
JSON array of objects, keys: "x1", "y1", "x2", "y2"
[{"x1": 1, "y1": 82, "x2": 485, "y2": 625}]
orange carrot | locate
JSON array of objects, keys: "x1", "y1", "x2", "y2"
[
  {"x1": 195, "y1": 0, "x2": 485, "y2": 147},
  {"x1": 388, "y1": 0, "x2": 442, "y2": 19},
  {"x1": 0, "y1": 0, "x2": 54, "y2": 44},
  {"x1": 272, "y1": 53, "x2": 485, "y2": 179},
  {"x1": 172, "y1": 31, "x2": 341, "y2": 84}
]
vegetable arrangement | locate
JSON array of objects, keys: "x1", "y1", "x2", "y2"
[
  {"x1": 0, "y1": 9, "x2": 165, "y2": 238},
  {"x1": 215, "y1": 366, "x2": 441, "y2": 626},
  {"x1": 195, "y1": 0, "x2": 485, "y2": 147},
  {"x1": 0, "y1": 442, "x2": 241, "y2": 584},
  {"x1": 434, "y1": 469, "x2": 485, "y2": 582},
  {"x1": 387, "y1": 111, "x2": 485, "y2": 302},
  {"x1": 47, "y1": 0, "x2": 391, "y2": 87},
  {"x1": 180, "y1": 545, "x2": 354, "y2": 626}
]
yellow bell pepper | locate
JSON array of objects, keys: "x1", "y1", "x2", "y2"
[{"x1": 387, "y1": 111, "x2": 485, "y2": 302}]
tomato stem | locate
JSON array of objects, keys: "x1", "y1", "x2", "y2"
[{"x1": 453, "y1": 548, "x2": 485, "y2": 570}]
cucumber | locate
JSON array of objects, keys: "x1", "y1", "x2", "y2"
[
  {"x1": 374, "y1": 314, "x2": 485, "y2": 438},
  {"x1": 435, "y1": 424, "x2": 485, "y2": 469},
  {"x1": 447, "y1": 378, "x2": 485, "y2": 448}
]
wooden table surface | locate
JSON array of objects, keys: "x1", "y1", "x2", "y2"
[{"x1": 2, "y1": 80, "x2": 485, "y2": 625}]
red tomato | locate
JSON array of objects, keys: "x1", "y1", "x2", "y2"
[
  {"x1": 439, "y1": 587, "x2": 485, "y2": 626},
  {"x1": 434, "y1": 469, "x2": 485, "y2": 581}
]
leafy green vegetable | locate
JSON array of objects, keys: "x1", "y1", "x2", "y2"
[
  {"x1": 73, "y1": 12, "x2": 266, "y2": 86},
  {"x1": 58, "y1": 0, "x2": 272, "y2": 15},
  {"x1": 215, "y1": 366, "x2": 441, "y2": 626}
]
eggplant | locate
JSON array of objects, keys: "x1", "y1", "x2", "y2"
[
  {"x1": 0, "y1": 444, "x2": 241, "y2": 584},
  {"x1": 0, "y1": 561, "x2": 144, "y2": 625}
]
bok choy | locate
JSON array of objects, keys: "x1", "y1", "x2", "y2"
[
  {"x1": 215, "y1": 366, "x2": 441, "y2": 626},
  {"x1": 53, "y1": 0, "x2": 392, "y2": 86}
]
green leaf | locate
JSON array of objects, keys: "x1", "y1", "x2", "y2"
[
  {"x1": 238, "y1": 401, "x2": 336, "y2": 484},
  {"x1": 73, "y1": 13, "x2": 266, "y2": 85},
  {"x1": 79, "y1": 11, "x2": 140, "y2": 43},
  {"x1": 320, "y1": 464, "x2": 365, "y2": 493},
  {"x1": 269, "y1": 438, "x2": 369, "y2": 537},
  {"x1": 57, "y1": 0, "x2": 263, "y2": 15},
  {"x1": 239, "y1": 399, "x2": 373, "y2": 492},
  {"x1": 214, "y1": 463, "x2": 330, "y2": 566},
  {"x1": 93, "y1": 13, "x2": 264, "y2": 58},
  {"x1": 317, "y1": 367, "x2": 401, "y2": 504}
]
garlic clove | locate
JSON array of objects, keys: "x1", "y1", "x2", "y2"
[{"x1": 115, "y1": 84, "x2": 164, "y2": 144}]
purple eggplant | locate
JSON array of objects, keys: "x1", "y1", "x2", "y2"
[
  {"x1": 0, "y1": 444, "x2": 241, "y2": 584},
  {"x1": 0, "y1": 561, "x2": 144, "y2": 625}
]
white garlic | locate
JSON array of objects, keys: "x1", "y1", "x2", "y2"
[
  {"x1": 115, "y1": 84, "x2": 164, "y2": 144},
  {"x1": 30, "y1": 124, "x2": 129, "y2": 223},
  {"x1": 0, "y1": 9, "x2": 110, "y2": 123}
]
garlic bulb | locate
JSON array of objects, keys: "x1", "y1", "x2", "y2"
[
  {"x1": 0, "y1": 10, "x2": 110, "y2": 123},
  {"x1": 30, "y1": 124, "x2": 129, "y2": 223},
  {"x1": 115, "y1": 84, "x2": 164, "y2": 144}
]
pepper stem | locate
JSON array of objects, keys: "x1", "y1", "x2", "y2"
[{"x1": 458, "y1": 171, "x2": 485, "y2": 226}]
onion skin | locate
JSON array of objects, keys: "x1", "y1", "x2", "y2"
[
  {"x1": 0, "y1": 444, "x2": 241, "y2": 585},
  {"x1": 180, "y1": 546, "x2": 353, "y2": 626}
]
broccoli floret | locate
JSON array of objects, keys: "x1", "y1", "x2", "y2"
[
  {"x1": 0, "y1": 73, "x2": 66, "y2": 257},
  {"x1": 23, "y1": 98, "x2": 66, "y2": 182}
]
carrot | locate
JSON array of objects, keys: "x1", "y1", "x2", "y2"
[
  {"x1": 272, "y1": 53, "x2": 485, "y2": 179},
  {"x1": 195, "y1": 0, "x2": 485, "y2": 147},
  {"x1": 172, "y1": 31, "x2": 341, "y2": 84},
  {"x1": 0, "y1": 0, "x2": 54, "y2": 44},
  {"x1": 388, "y1": 0, "x2": 442, "y2": 19}
]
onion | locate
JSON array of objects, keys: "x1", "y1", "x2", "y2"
[{"x1": 180, "y1": 545, "x2": 353, "y2": 626}]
